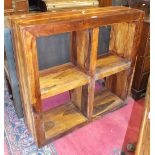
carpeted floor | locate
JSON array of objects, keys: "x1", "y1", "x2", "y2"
[{"x1": 4, "y1": 82, "x2": 144, "y2": 155}]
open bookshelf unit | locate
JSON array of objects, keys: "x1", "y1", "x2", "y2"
[{"x1": 9, "y1": 7, "x2": 144, "y2": 147}]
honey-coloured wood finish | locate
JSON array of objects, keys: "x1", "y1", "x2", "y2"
[
  {"x1": 39, "y1": 63, "x2": 90, "y2": 99},
  {"x1": 93, "y1": 88, "x2": 123, "y2": 118},
  {"x1": 8, "y1": 7, "x2": 144, "y2": 147},
  {"x1": 96, "y1": 53, "x2": 131, "y2": 80},
  {"x1": 43, "y1": 102, "x2": 87, "y2": 139}
]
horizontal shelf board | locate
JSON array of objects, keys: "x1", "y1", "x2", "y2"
[
  {"x1": 43, "y1": 102, "x2": 87, "y2": 139},
  {"x1": 93, "y1": 88, "x2": 124, "y2": 118},
  {"x1": 96, "y1": 53, "x2": 131, "y2": 80},
  {"x1": 39, "y1": 63, "x2": 89, "y2": 99}
]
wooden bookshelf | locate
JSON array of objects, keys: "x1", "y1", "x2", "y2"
[{"x1": 9, "y1": 7, "x2": 144, "y2": 147}]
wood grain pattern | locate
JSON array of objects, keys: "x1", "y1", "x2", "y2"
[
  {"x1": 96, "y1": 53, "x2": 131, "y2": 80},
  {"x1": 9, "y1": 12, "x2": 45, "y2": 147},
  {"x1": 109, "y1": 22, "x2": 136, "y2": 60},
  {"x1": 106, "y1": 21, "x2": 143, "y2": 100},
  {"x1": 39, "y1": 63, "x2": 90, "y2": 99},
  {"x1": 70, "y1": 27, "x2": 99, "y2": 118},
  {"x1": 93, "y1": 88, "x2": 123, "y2": 117},
  {"x1": 8, "y1": 7, "x2": 144, "y2": 147},
  {"x1": 8, "y1": 7, "x2": 144, "y2": 37},
  {"x1": 43, "y1": 102, "x2": 87, "y2": 139}
]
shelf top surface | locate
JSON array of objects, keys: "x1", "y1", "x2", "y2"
[
  {"x1": 9, "y1": 6, "x2": 144, "y2": 36},
  {"x1": 39, "y1": 63, "x2": 89, "y2": 99}
]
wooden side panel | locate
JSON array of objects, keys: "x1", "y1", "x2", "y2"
[
  {"x1": 10, "y1": 17, "x2": 45, "y2": 146},
  {"x1": 106, "y1": 21, "x2": 143, "y2": 100},
  {"x1": 22, "y1": 31, "x2": 42, "y2": 111},
  {"x1": 21, "y1": 30, "x2": 46, "y2": 146},
  {"x1": 10, "y1": 21, "x2": 38, "y2": 145},
  {"x1": 109, "y1": 22, "x2": 136, "y2": 60}
]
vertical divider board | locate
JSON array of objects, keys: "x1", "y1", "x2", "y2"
[
  {"x1": 70, "y1": 28, "x2": 99, "y2": 119},
  {"x1": 8, "y1": 7, "x2": 144, "y2": 147}
]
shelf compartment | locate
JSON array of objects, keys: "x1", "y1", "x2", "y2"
[
  {"x1": 96, "y1": 53, "x2": 131, "y2": 80},
  {"x1": 93, "y1": 88, "x2": 124, "y2": 118},
  {"x1": 39, "y1": 63, "x2": 90, "y2": 99},
  {"x1": 43, "y1": 102, "x2": 87, "y2": 139}
]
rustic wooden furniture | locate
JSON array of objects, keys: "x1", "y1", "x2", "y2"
[
  {"x1": 131, "y1": 0, "x2": 150, "y2": 100},
  {"x1": 9, "y1": 7, "x2": 144, "y2": 147},
  {"x1": 4, "y1": 0, "x2": 29, "y2": 15},
  {"x1": 135, "y1": 77, "x2": 150, "y2": 155}
]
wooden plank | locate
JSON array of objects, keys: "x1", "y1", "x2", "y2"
[
  {"x1": 10, "y1": 20, "x2": 40, "y2": 146},
  {"x1": 39, "y1": 63, "x2": 90, "y2": 99},
  {"x1": 109, "y1": 23, "x2": 136, "y2": 60},
  {"x1": 93, "y1": 88, "x2": 124, "y2": 118},
  {"x1": 43, "y1": 102, "x2": 87, "y2": 139},
  {"x1": 10, "y1": 19, "x2": 46, "y2": 147},
  {"x1": 96, "y1": 53, "x2": 131, "y2": 80},
  {"x1": 70, "y1": 28, "x2": 99, "y2": 118},
  {"x1": 8, "y1": 7, "x2": 144, "y2": 36},
  {"x1": 22, "y1": 30, "x2": 42, "y2": 111}
]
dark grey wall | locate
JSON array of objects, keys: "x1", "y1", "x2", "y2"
[
  {"x1": 37, "y1": 27, "x2": 111, "y2": 70},
  {"x1": 37, "y1": 32, "x2": 70, "y2": 70}
]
